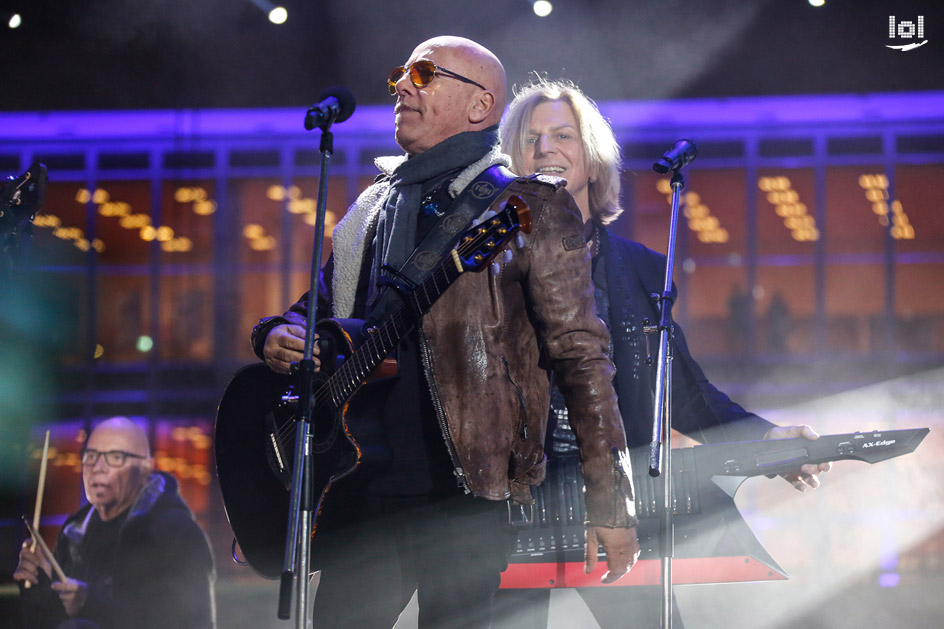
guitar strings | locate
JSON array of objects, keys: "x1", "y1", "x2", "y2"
[
  {"x1": 271, "y1": 211, "x2": 517, "y2": 448},
  {"x1": 271, "y1": 274, "x2": 432, "y2": 445},
  {"x1": 271, "y1": 253, "x2": 456, "y2": 445}
]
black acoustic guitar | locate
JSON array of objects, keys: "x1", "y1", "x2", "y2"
[{"x1": 215, "y1": 196, "x2": 532, "y2": 578}]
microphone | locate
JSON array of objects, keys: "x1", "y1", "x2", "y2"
[
  {"x1": 652, "y1": 139, "x2": 697, "y2": 174},
  {"x1": 304, "y1": 86, "x2": 356, "y2": 130}
]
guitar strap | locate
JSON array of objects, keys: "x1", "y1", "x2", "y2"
[{"x1": 368, "y1": 163, "x2": 518, "y2": 322}]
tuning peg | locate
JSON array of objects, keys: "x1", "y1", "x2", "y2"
[{"x1": 474, "y1": 209, "x2": 497, "y2": 227}]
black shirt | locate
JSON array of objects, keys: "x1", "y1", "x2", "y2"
[{"x1": 366, "y1": 169, "x2": 463, "y2": 497}]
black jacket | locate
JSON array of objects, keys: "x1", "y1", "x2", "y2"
[{"x1": 598, "y1": 228, "x2": 775, "y2": 448}]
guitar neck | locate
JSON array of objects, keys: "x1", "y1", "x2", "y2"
[
  {"x1": 326, "y1": 261, "x2": 462, "y2": 407},
  {"x1": 319, "y1": 199, "x2": 528, "y2": 412},
  {"x1": 690, "y1": 428, "x2": 929, "y2": 479}
]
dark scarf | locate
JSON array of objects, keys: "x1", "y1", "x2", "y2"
[{"x1": 369, "y1": 126, "x2": 499, "y2": 313}]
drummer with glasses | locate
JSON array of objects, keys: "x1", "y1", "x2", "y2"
[{"x1": 14, "y1": 417, "x2": 216, "y2": 628}]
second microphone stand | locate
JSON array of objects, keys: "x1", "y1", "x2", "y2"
[{"x1": 647, "y1": 167, "x2": 686, "y2": 629}]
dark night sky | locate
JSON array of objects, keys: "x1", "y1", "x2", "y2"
[{"x1": 0, "y1": 0, "x2": 942, "y2": 112}]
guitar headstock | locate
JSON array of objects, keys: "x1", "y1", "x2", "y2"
[
  {"x1": 1, "y1": 160, "x2": 48, "y2": 240},
  {"x1": 455, "y1": 195, "x2": 532, "y2": 273}
]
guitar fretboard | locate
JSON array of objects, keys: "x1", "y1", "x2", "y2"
[{"x1": 316, "y1": 215, "x2": 518, "y2": 412}]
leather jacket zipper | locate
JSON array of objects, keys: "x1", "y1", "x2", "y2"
[{"x1": 418, "y1": 327, "x2": 469, "y2": 492}]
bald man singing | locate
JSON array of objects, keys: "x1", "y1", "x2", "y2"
[
  {"x1": 251, "y1": 36, "x2": 638, "y2": 627},
  {"x1": 15, "y1": 417, "x2": 216, "y2": 629}
]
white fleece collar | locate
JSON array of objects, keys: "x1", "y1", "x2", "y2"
[{"x1": 330, "y1": 147, "x2": 511, "y2": 318}]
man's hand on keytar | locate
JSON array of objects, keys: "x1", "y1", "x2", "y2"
[
  {"x1": 585, "y1": 525, "x2": 641, "y2": 584},
  {"x1": 764, "y1": 424, "x2": 833, "y2": 491}
]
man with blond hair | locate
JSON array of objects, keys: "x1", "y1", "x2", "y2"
[{"x1": 497, "y1": 77, "x2": 831, "y2": 629}]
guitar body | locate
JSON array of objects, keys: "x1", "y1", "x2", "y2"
[
  {"x1": 215, "y1": 195, "x2": 533, "y2": 578},
  {"x1": 215, "y1": 363, "x2": 364, "y2": 578}
]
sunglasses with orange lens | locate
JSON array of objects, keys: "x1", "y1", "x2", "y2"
[{"x1": 388, "y1": 59, "x2": 487, "y2": 95}]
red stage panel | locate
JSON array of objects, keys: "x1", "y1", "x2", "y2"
[{"x1": 500, "y1": 557, "x2": 789, "y2": 589}]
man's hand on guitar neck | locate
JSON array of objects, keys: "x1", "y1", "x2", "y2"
[
  {"x1": 764, "y1": 424, "x2": 833, "y2": 492},
  {"x1": 263, "y1": 324, "x2": 320, "y2": 375}
]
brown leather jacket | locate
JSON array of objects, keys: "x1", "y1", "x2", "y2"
[{"x1": 252, "y1": 175, "x2": 636, "y2": 529}]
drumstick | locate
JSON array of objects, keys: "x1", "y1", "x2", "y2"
[
  {"x1": 25, "y1": 430, "x2": 50, "y2": 589},
  {"x1": 22, "y1": 515, "x2": 68, "y2": 583}
]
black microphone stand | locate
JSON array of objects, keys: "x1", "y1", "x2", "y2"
[
  {"x1": 647, "y1": 160, "x2": 690, "y2": 629},
  {"x1": 276, "y1": 107, "x2": 341, "y2": 628}
]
